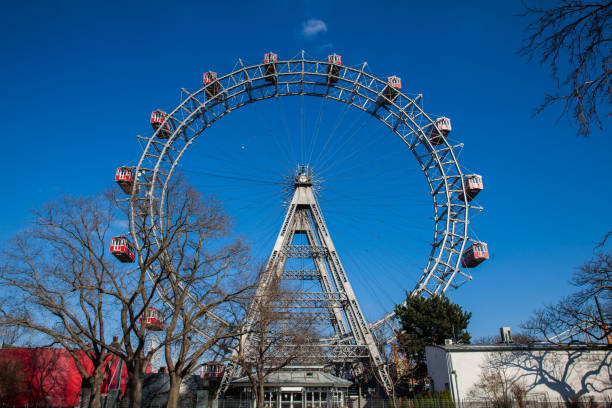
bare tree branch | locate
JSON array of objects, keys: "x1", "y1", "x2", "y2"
[{"x1": 519, "y1": 0, "x2": 612, "y2": 137}]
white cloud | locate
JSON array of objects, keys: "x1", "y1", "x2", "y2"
[{"x1": 301, "y1": 19, "x2": 328, "y2": 37}]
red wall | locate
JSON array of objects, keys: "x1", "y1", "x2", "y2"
[{"x1": 0, "y1": 347, "x2": 127, "y2": 407}]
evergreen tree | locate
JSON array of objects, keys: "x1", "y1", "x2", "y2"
[{"x1": 395, "y1": 295, "x2": 471, "y2": 379}]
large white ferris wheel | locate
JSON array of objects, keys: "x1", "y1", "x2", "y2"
[{"x1": 111, "y1": 51, "x2": 489, "y2": 394}]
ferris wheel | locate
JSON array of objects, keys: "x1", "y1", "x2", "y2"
[{"x1": 110, "y1": 51, "x2": 489, "y2": 379}]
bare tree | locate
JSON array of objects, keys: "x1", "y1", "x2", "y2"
[
  {"x1": 0, "y1": 317, "x2": 29, "y2": 347},
  {"x1": 522, "y1": 236, "x2": 611, "y2": 343},
  {"x1": 472, "y1": 332, "x2": 540, "y2": 345},
  {"x1": 0, "y1": 177, "x2": 253, "y2": 408},
  {"x1": 367, "y1": 343, "x2": 413, "y2": 407},
  {"x1": 154, "y1": 190, "x2": 253, "y2": 408},
  {"x1": 519, "y1": 1, "x2": 612, "y2": 137},
  {"x1": 0, "y1": 195, "x2": 125, "y2": 408},
  {"x1": 230, "y1": 274, "x2": 320, "y2": 408},
  {"x1": 468, "y1": 351, "x2": 524, "y2": 408},
  {"x1": 100, "y1": 177, "x2": 254, "y2": 408}
]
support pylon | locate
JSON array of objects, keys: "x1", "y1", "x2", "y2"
[{"x1": 218, "y1": 166, "x2": 392, "y2": 396}]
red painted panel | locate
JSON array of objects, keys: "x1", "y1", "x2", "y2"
[{"x1": 0, "y1": 348, "x2": 127, "y2": 407}]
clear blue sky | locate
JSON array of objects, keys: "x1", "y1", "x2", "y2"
[{"x1": 1, "y1": 0, "x2": 610, "y2": 340}]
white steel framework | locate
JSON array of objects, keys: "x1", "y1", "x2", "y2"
[{"x1": 218, "y1": 166, "x2": 393, "y2": 393}]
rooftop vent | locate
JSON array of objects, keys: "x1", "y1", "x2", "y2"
[{"x1": 500, "y1": 327, "x2": 512, "y2": 344}]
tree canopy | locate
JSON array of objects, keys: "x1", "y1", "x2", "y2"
[{"x1": 395, "y1": 295, "x2": 471, "y2": 378}]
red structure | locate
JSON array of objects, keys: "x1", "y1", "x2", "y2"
[
  {"x1": 203, "y1": 72, "x2": 221, "y2": 99},
  {"x1": 110, "y1": 236, "x2": 136, "y2": 263},
  {"x1": 115, "y1": 167, "x2": 137, "y2": 195},
  {"x1": 327, "y1": 54, "x2": 341, "y2": 83},
  {"x1": 138, "y1": 307, "x2": 164, "y2": 331},
  {"x1": 428, "y1": 117, "x2": 452, "y2": 145},
  {"x1": 0, "y1": 347, "x2": 127, "y2": 407},
  {"x1": 461, "y1": 242, "x2": 489, "y2": 268},
  {"x1": 264, "y1": 52, "x2": 278, "y2": 82},
  {"x1": 382, "y1": 76, "x2": 401, "y2": 104},
  {"x1": 201, "y1": 361, "x2": 224, "y2": 379},
  {"x1": 458, "y1": 174, "x2": 483, "y2": 202},
  {"x1": 150, "y1": 110, "x2": 171, "y2": 139}
]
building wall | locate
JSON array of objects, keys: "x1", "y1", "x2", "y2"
[
  {"x1": 426, "y1": 345, "x2": 612, "y2": 402},
  {"x1": 0, "y1": 347, "x2": 128, "y2": 407},
  {"x1": 424, "y1": 347, "x2": 451, "y2": 393}
]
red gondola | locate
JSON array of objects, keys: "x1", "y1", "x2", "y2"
[
  {"x1": 327, "y1": 54, "x2": 342, "y2": 83},
  {"x1": 382, "y1": 76, "x2": 401, "y2": 104},
  {"x1": 202, "y1": 361, "x2": 224, "y2": 378},
  {"x1": 461, "y1": 242, "x2": 489, "y2": 268},
  {"x1": 428, "y1": 117, "x2": 452, "y2": 145},
  {"x1": 150, "y1": 110, "x2": 171, "y2": 139},
  {"x1": 264, "y1": 52, "x2": 278, "y2": 83},
  {"x1": 138, "y1": 307, "x2": 164, "y2": 331},
  {"x1": 203, "y1": 72, "x2": 221, "y2": 99},
  {"x1": 458, "y1": 175, "x2": 483, "y2": 202},
  {"x1": 115, "y1": 167, "x2": 137, "y2": 195},
  {"x1": 110, "y1": 236, "x2": 136, "y2": 263}
]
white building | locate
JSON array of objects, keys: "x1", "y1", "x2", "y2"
[{"x1": 425, "y1": 343, "x2": 612, "y2": 404}]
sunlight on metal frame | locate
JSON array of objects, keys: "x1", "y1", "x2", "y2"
[{"x1": 111, "y1": 51, "x2": 489, "y2": 392}]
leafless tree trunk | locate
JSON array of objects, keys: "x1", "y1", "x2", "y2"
[{"x1": 519, "y1": 1, "x2": 612, "y2": 137}]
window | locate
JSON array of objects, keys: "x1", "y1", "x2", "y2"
[
  {"x1": 281, "y1": 392, "x2": 291, "y2": 408},
  {"x1": 264, "y1": 392, "x2": 277, "y2": 408}
]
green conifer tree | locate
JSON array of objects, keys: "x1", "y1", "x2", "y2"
[{"x1": 395, "y1": 295, "x2": 471, "y2": 380}]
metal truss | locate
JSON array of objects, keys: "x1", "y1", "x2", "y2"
[
  {"x1": 127, "y1": 51, "x2": 485, "y2": 396},
  {"x1": 283, "y1": 245, "x2": 329, "y2": 258},
  {"x1": 217, "y1": 167, "x2": 394, "y2": 395}
]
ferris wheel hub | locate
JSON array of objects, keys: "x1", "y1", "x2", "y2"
[{"x1": 294, "y1": 165, "x2": 313, "y2": 188}]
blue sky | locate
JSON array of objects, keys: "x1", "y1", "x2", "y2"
[{"x1": 1, "y1": 0, "x2": 611, "y2": 340}]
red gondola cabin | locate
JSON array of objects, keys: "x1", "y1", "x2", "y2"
[
  {"x1": 115, "y1": 167, "x2": 137, "y2": 195},
  {"x1": 264, "y1": 52, "x2": 278, "y2": 82},
  {"x1": 458, "y1": 175, "x2": 483, "y2": 202},
  {"x1": 461, "y1": 242, "x2": 489, "y2": 268},
  {"x1": 202, "y1": 361, "x2": 224, "y2": 379},
  {"x1": 327, "y1": 54, "x2": 342, "y2": 83},
  {"x1": 203, "y1": 72, "x2": 221, "y2": 99},
  {"x1": 428, "y1": 117, "x2": 452, "y2": 145},
  {"x1": 382, "y1": 76, "x2": 401, "y2": 104},
  {"x1": 150, "y1": 110, "x2": 171, "y2": 139},
  {"x1": 138, "y1": 308, "x2": 164, "y2": 331},
  {"x1": 110, "y1": 236, "x2": 136, "y2": 263}
]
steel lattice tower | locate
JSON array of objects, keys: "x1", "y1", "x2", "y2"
[{"x1": 218, "y1": 166, "x2": 392, "y2": 395}]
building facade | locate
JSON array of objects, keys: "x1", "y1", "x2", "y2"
[
  {"x1": 425, "y1": 343, "x2": 612, "y2": 404},
  {"x1": 229, "y1": 367, "x2": 352, "y2": 408}
]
